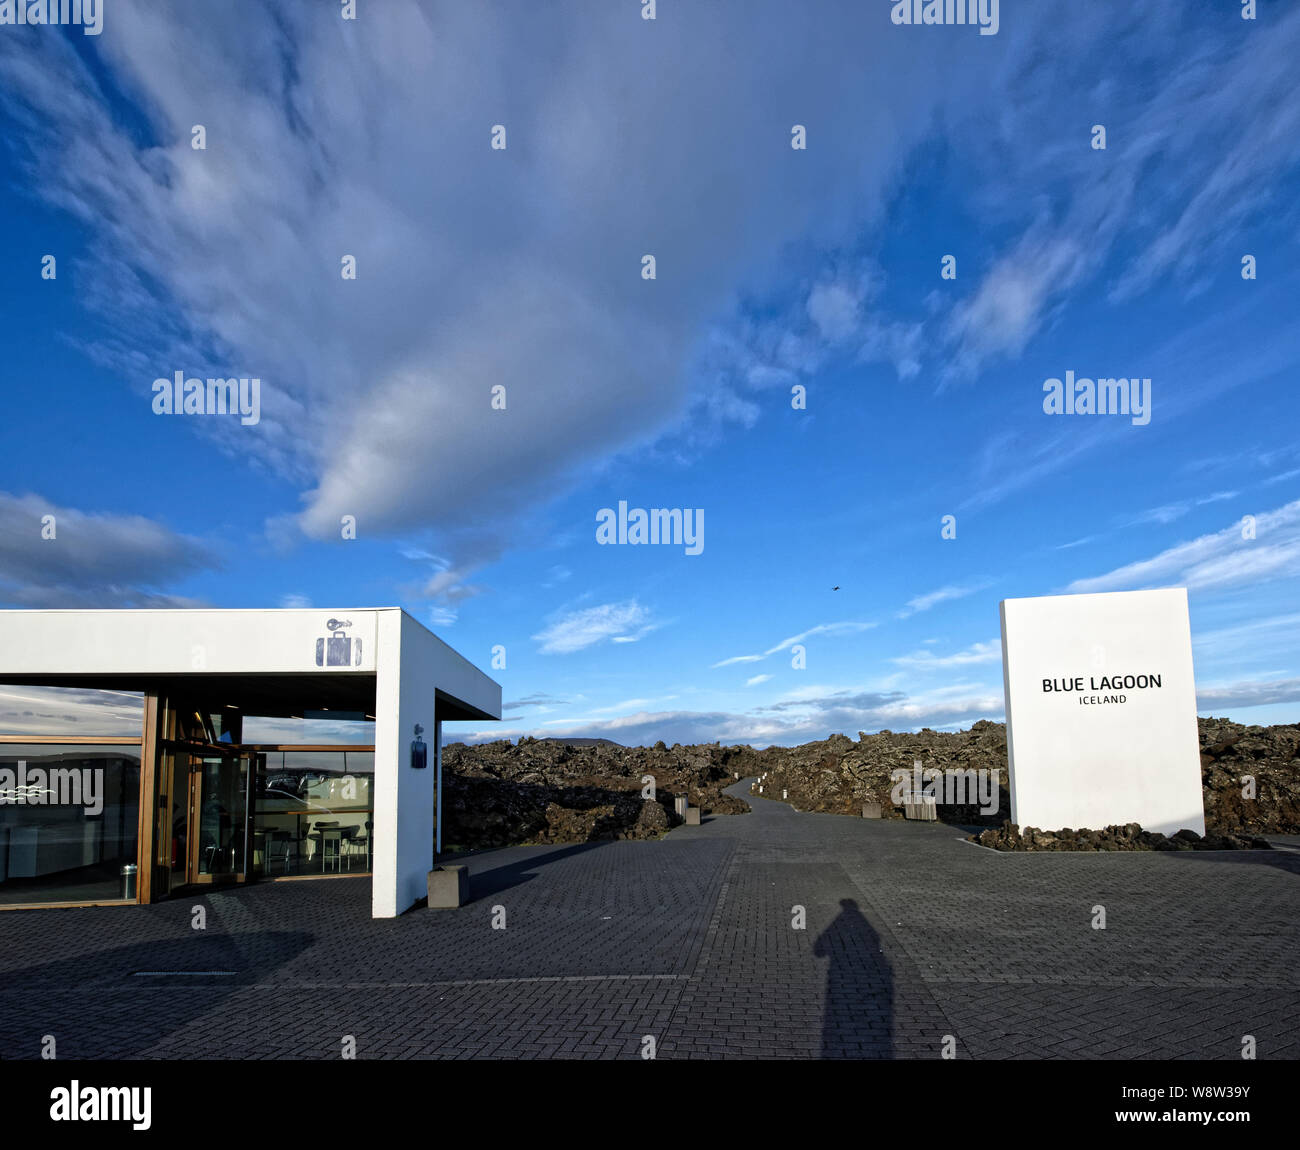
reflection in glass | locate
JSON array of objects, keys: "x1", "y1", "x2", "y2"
[
  {"x1": 0, "y1": 686, "x2": 144, "y2": 738},
  {"x1": 253, "y1": 749, "x2": 374, "y2": 876},
  {"x1": 196, "y1": 755, "x2": 248, "y2": 876},
  {"x1": 0, "y1": 745, "x2": 141, "y2": 905}
]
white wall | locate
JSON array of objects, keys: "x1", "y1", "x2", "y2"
[
  {"x1": 370, "y1": 610, "x2": 407, "y2": 918},
  {"x1": 0, "y1": 609, "x2": 379, "y2": 674},
  {"x1": 371, "y1": 612, "x2": 500, "y2": 917}
]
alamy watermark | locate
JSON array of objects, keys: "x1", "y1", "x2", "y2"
[
  {"x1": 1043, "y1": 371, "x2": 1151, "y2": 426},
  {"x1": 596, "y1": 501, "x2": 704, "y2": 555},
  {"x1": 152, "y1": 372, "x2": 261, "y2": 426},
  {"x1": 890, "y1": 761, "x2": 1001, "y2": 815},
  {"x1": 0, "y1": 0, "x2": 101, "y2": 35},
  {"x1": 890, "y1": 0, "x2": 999, "y2": 36},
  {"x1": 49, "y1": 1081, "x2": 150, "y2": 1131},
  {"x1": 0, "y1": 762, "x2": 103, "y2": 815}
]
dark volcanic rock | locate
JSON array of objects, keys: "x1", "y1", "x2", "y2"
[
  {"x1": 749, "y1": 717, "x2": 1300, "y2": 836},
  {"x1": 439, "y1": 717, "x2": 1300, "y2": 852},
  {"x1": 971, "y1": 819, "x2": 1272, "y2": 852},
  {"x1": 748, "y1": 721, "x2": 1012, "y2": 827},
  {"x1": 441, "y1": 738, "x2": 756, "y2": 850},
  {"x1": 1196, "y1": 717, "x2": 1300, "y2": 835}
]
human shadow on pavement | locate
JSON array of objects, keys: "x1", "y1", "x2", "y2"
[{"x1": 812, "y1": 897, "x2": 894, "y2": 1058}]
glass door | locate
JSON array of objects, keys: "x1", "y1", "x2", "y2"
[
  {"x1": 191, "y1": 750, "x2": 250, "y2": 882},
  {"x1": 163, "y1": 745, "x2": 251, "y2": 888}
]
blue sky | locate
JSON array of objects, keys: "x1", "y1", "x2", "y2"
[{"x1": 1, "y1": 0, "x2": 1298, "y2": 746}]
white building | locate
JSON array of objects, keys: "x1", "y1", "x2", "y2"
[{"x1": 0, "y1": 609, "x2": 500, "y2": 917}]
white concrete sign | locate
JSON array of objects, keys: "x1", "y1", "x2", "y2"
[{"x1": 999, "y1": 587, "x2": 1204, "y2": 836}]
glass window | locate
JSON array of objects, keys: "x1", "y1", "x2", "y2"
[
  {"x1": 0, "y1": 744, "x2": 141, "y2": 905},
  {"x1": 241, "y1": 714, "x2": 374, "y2": 744},
  {"x1": 252, "y1": 749, "x2": 373, "y2": 877},
  {"x1": 0, "y1": 686, "x2": 144, "y2": 738}
]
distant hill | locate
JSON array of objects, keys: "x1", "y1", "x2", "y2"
[{"x1": 534, "y1": 736, "x2": 623, "y2": 748}]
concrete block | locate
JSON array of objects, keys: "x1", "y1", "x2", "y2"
[
  {"x1": 902, "y1": 795, "x2": 938, "y2": 822},
  {"x1": 428, "y1": 864, "x2": 469, "y2": 908},
  {"x1": 861, "y1": 802, "x2": 882, "y2": 819},
  {"x1": 685, "y1": 807, "x2": 701, "y2": 825}
]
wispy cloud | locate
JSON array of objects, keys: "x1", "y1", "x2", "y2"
[
  {"x1": 1068, "y1": 499, "x2": 1300, "y2": 595},
  {"x1": 1126, "y1": 491, "x2": 1237, "y2": 528},
  {"x1": 452, "y1": 682, "x2": 1005, "y2": 748},
  {"x1": 533, "y1": 600, "x2": 661, "y2": 655},
  {"x1": 745, "y1": 674, "x2": 773, "y2": 687},
  {"x1": 0, "y1": 0, "x2": 996, "y2": 583},
  {"x1": 944, "y1": 4, "x2": 1300, "y2": 382},
  {"x1": 502, "y1": 692, "x2": 571, "y2": 714},
  {"x1": 896, "y1": 582, "x2": 990, "y2": 619},
  {"x1": 1196, "y1": 677, "x2": 1300, "y2": 712},
  {"x1": 711, "y1": 620, "x2": 875, "y2": 669},
  {"x1": 892, "y1": 640, "x2": 1001, "y2": 670},
  {"x1": 0, "y1": 686, "x2": 145, "y2": 738}
]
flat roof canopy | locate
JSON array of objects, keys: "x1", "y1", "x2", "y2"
[
  {"x1": 0, "y1": 608, "x2": 501, "y2": 724},
  {"x1": 0, "y1": 671, "x2": 376, "y2": 719},
  {"x1": 0, "y1": 673, "x2": 491, "y2": 722}
]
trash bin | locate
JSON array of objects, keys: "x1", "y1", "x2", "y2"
[{"x1": 120, "y1": 863, "x2": 138, "y2": 900}]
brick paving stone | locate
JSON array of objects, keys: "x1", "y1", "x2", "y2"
[{"x1": 1, "y1": 778, "x2": 1296, "y2": 1059}]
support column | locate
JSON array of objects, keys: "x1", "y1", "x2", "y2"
[{"x1": 434, "y1": 716, "x2": 443, "y2": 858}]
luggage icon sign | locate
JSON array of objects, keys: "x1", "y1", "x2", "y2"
[{"x1": 315, "y1": 617, "x2": 363, "y2": 667}]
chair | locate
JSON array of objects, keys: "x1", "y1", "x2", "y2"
[
  {"x1": 346, "y1": 821, "x2": 372, "y2": 871},
  {"x1": 266, "y1": 830, "x2": 294, "y2": 874},
  {"x1": 308, "y1": 821, "x2": 342, "y2": 872}
]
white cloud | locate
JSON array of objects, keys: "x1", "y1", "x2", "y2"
[
  {"x1": 502, "y1": 693, "x2": 570, "y2": 714},
  {"x1": 1068, "y1": 499, "x2": 1300, "y2": 595},
  {"x1": 945, "y1": 230, "x2": 1090, "y2": 382},
  {"x1": 806, "y1": 279, "x2": 866, "y2": 344},
  {"x1": 897, "y1": 582, "x2": 990, "y2": 619},
  {"x1": 1196, "y1": 677, "x2": 1300, "y2": 711},
  {"x1": 711, "y1": 620, "x2": 875, "y2": 669},
  {"x1": 588, "y1": 698, "x2": 658, "y2": 715},
  {"x1": 451, "y1": 681, "x2": 1006, "y2": 748},
  {"x1": 0, "y1": 491, "x2": 214, "y2": 608},
  {"x1": 0, "y1": 0, "x2": 999, "y2": 587},
  {"x1": 892, "y1": 641, "x2": 1001, "y2": 670},
  {"x1": 1193, "y1": 613, "x2": 1300, "y2": 660},
  {"x1": 712, "y1": 653, "x2": 765, "y2": 668},
  {"x1": 0, "y1": 686, "x2": 145, "y2": 738},
  {"x1": 1126, "y1": 491, "x2": 1238, "y2": 528},
  {"x1": 533, "y1": 600, "x2": 659, "y2": 655},
  {"x1": 745, "y1": 674, "x2": 773, "y2": 687},
  {"x1": 942, "y1": 5, "x2": 1300, "y2": 382}
]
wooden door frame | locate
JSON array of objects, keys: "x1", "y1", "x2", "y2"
[{"x1": 165, "y1": 742, "x2": 251, "y2": 888}]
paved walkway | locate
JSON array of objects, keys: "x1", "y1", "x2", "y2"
[{"x1": 1, "y1": 779, "x2": 1296, "y2": 1059}]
